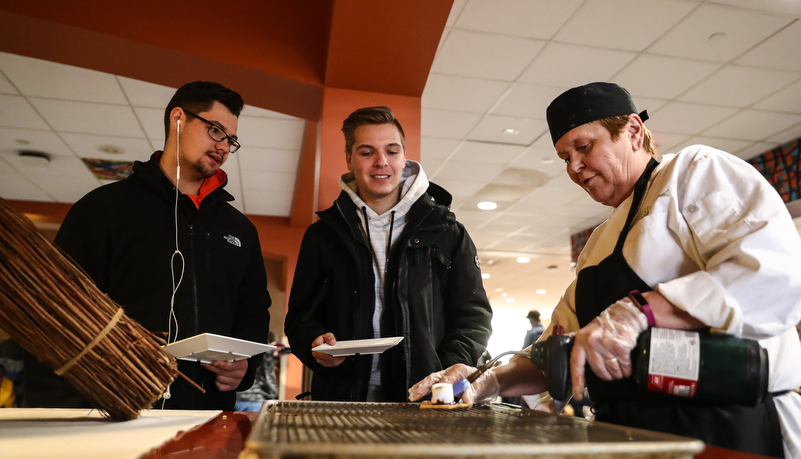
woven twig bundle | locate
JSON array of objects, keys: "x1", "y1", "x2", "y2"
[{"x1": 0, "y1": 197, "x2": 177, "y2": 420}]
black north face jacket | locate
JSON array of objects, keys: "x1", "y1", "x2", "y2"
[
  {"x1": 285, "y1": 184, "x2": 492, "y2": 401},
  {"x1": 24, "y1": 153, "x2": 271, "y2": 411}
]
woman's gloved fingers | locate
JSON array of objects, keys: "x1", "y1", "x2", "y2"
[
  {"x1": 408, "y1": 364, "x2": 476, "y2": 401},
  {"x1": 570, "y1": 298, "x2": 649, "y2": 394},
  {"x1": 461, "y1": 369, "x2": 499, "y2": 407}
]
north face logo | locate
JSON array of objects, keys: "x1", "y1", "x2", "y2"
[{"x1": 223, "y1": 234, "x2": 241, "y2": 247}]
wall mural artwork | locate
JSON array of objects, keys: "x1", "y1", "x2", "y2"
[
  {"x1": 747, "y1": 138, "x2": 800, "y2": 204},
  {"x1": 569, "y1": 137, "x2": 801, "y2": 263}
]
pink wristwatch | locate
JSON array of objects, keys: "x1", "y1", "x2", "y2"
[{"x1": 628, "y1": 290, "x2": 656, "y2": 328}]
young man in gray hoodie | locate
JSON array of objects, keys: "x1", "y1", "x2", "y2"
[{"x1": 285, "y1": 106, "x2": 492, "y2": 402}]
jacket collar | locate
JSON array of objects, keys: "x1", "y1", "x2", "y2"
[{"x1": 132, "y1": 152, "x2": 234, "y2": 207}]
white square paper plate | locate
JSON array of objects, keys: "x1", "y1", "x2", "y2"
[
  {"x1": 312, "y1": 337, "x2": 404, "y2": 356},
  {"x1": 163, "y1": 333, "x2": 275, "y2": 364}
]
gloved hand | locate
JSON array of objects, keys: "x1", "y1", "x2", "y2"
[
  {"x1": 570, "y1": 297, "x2": 648, "y2": 400},
  {"x1": 408, "y1": 363, "x2": 500, "y2": 407}
]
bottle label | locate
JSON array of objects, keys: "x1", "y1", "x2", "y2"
[{"x1": 646, "y1": 328, "x2": 700, "y2": 398}]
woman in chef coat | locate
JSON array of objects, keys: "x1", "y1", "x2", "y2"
[{"x1": 410, "y1": 82, "x2": 801, "y2": 458}]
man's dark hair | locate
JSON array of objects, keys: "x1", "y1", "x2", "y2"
[
  {"x1": 163, "y1": 81, "x2": 244, "y2": 137},
  {"x1": 341, "y1": 106, "x2": 406, "y2": 154}
]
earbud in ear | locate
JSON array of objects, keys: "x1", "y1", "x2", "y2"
[{"x1": 176, "y1": 119, "x2": 181, "y2": 132}]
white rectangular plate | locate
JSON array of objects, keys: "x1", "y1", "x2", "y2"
[
  {"x1": 163, "y1": 333, "x2": 275, "y2": 364},
  {"x1": 312, "y1": 337, "x2": 404, "y2": 356}
]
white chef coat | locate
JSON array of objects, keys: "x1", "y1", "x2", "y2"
[{"x1": 545, "y1": 145, "x2": 801, "y2": 457}]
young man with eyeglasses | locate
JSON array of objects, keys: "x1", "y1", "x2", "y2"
[{"x1": 24, "y1": 81, "x2": 271, "y2": 411}]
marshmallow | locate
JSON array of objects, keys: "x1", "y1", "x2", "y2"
[{"x1": 431, "y1": 382, "x2": 454, "y2": 405}]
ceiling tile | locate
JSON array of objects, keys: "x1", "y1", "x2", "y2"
[
  {"x1": 421, "y1": 137, "x2": 460, "y2": 161},
  {"x1": 0, "y1": 52, "x2": 127, "y2": 104},
  {"x1": 423, "y1": 74, "x2": 510, "y2": 113},
  {"x1": 673, "y1": 136, "x2": 753, "y2": 157},
  {"x1": 450, "y1": 141, "x2": 525, "y2": 164},
  {"x1": 32, "y1": 175, "x2": 101, "y2": 203},
  {"x1": 614, "y1": 55, "x2": 720, "y2": 100},
  {"x1": 60, "y1": 133, "x2": 153, "y2": 162},
  {"x1": 238, "y1": 147, "x2": 301, "y2": 173},
  {"x1": 427, "y1": 177, "x2": 485, "y2": 199},
  {"x1": 133, "y1": 106, "x2": 167, "y2": 144},
  {"x1": 431, "y1": 29, "x2": 546, "y2": 81},
  {"x1": 647, "y1": 101, "x2": 739, "y2": 135},
  {"x1": 753, "y1": 78, "x2": 801, "y2": 113},
  {"x1": 434, "y1": 158, "x2": 502, "y2": 182},
  {"x1": 0, "y1": 165, "x2": 53, "y2": 201},
  {"x1": 704, "y1": 109, "x2": 801, "y2": 141},
  {"x1": 237, "y1": 116, "x2": 305, "y2": 150},
  {"x1": 0, "y1": 151, "x2": 97, "y2": 183},
  {"x1": 678, "y1": 65, "x2": 800, "y2": 107},
  {"x1": 491, "y1": 83, "x2": 562, "y2": 119},
  {"x1": 518, "y1": 42, "x2": 636, "y2": 89},
  {"x1": 455, "y1": 0, "x2": 582, "y2": 39},
  {"x1": 0, "y1": 127, "x2": 72, "y2": 156},
  {"x1": 421, "y1": 109, "x2": 482, "y2": 139},
  {"x1": 651, "y1": 131, "x2": 691, "y2": 154},
  {"x1": 243, "y1": 189, "x2": 294, "y2": 216},
  {"x1": 735, "y1": 141, "x2": 779, "y2": 160},
  {"x1": 553, "y1": 0, "x2": 696, "y2": 51},
  {"x1": 712, "y1": 0, "x2": 801, "y2": 15},
  {"x1": 735, "y1": 20, "x2": 801, "y2": 72},
  {"x1": 30, "y1": 98, "x2": 144, "y2": 136},
  {"x1": 118, "y1": 76, "x2": 176, "y2": 108},
  {"x1": 241, "y1": 169, "x2": 297, "y2": 192},
  {"x1": 648, "y1": 3, "x2": 793, "y2": 63},
  {"x1": 508, "y1": 145, "x2": 563, "y2": 177},
  {"x1": 0, "y1": 70, "x2": 18, "y2": 95},
  {"x1": 0, "y1": 95, "x2": 49, "y2": 130},
  {"x1": 467, "y1": 114, "x2": 546, "y2": 145},
  {"x1": 420, "y1": 158, "x2": 443, "y2": 176},
  {"x1": 446, "y1": 0, "x2": 467, "y2": 27},
  {"x1": 765, "y1": 122, "x2": 801, "y2": 146}
]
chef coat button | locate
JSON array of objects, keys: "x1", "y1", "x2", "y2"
[
  {"x1": 413, "y1": 238, "x2": 420, "y2": 244},
  {"x1": 687, "y1": 204, "x2": 698, "y2": 213}
]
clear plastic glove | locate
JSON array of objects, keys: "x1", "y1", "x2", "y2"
[
  {"x1": 570, "y1": 297, "x2": 648, "y2": 400},
  {"x1": 408, "y1": 363, "x2": 500, "y2": 407}
]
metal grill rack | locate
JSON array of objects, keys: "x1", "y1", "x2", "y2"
[{"x1": 242, "y1": 401, "x2": 704, "y2": 458}]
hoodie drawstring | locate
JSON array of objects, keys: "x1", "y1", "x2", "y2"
[
  {"x1": 361, "y1": 207, "x2": 396, "y2": 269},
  {"x1": 386, "y1": 211, "x2": 395, "y2": 263}
]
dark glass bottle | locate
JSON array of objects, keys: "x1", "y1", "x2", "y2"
[
  {"x1": 632, "y1": 327, "x2": 769, "y2": 406},
  {"x1": 531, "y1": 326, "x2": 769, "y2": 406}
]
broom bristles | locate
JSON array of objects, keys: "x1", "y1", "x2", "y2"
[{"x1": 0, "y1": 197, "x2": 177, "y2": 421}]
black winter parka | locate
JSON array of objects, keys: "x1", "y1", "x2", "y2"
[
  {"x1": 23, "y1": 153, "x2": 271, "y2": 411},
  {"x1": 285, "y1": 183, "x2": 492, "y2": 401}
]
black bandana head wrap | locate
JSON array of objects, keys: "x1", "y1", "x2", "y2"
[{"x1": 546, "y1": 82, "x2": 648, "y2": 145}]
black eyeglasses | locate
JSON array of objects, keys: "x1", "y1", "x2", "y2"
[{"x1": 183, "y1": 110, "x2": 241, "y2": 153}]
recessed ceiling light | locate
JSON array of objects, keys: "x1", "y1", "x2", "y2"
[
  {"x1": 18, "y1": 150, "x2": 51, "y2": 167},
  {"x1": 494, "y1": 287, "x2": 504, "y2": 293},
  {"x1": 481, "y1": 273, "x2": 490, "y2": 279},
  {"x1": 541, "y1": 158, "x2": 554, "y2": 164},
  {"x1": 516, "y1": 256, "x2": 530, "y2": 263},
  {"x1": 501, "y1": 292, "x2": 508, "y2": 298},
  {"x1": 477, "y1": 201, "x2": 497, "y2": 210},
  {"x1": 536, "y1": 289, "x2": 547, "y2": 294},
  {"x1": 502, "y1": 128, "x2": 519, "y2": 135},
  {"x1": 505, "y1": 297, "x2": 515, "y2": 303}
]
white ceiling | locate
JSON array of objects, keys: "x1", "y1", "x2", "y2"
[{"x1": 2, "y1": 0, "x2": 801, "y2": 320}]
